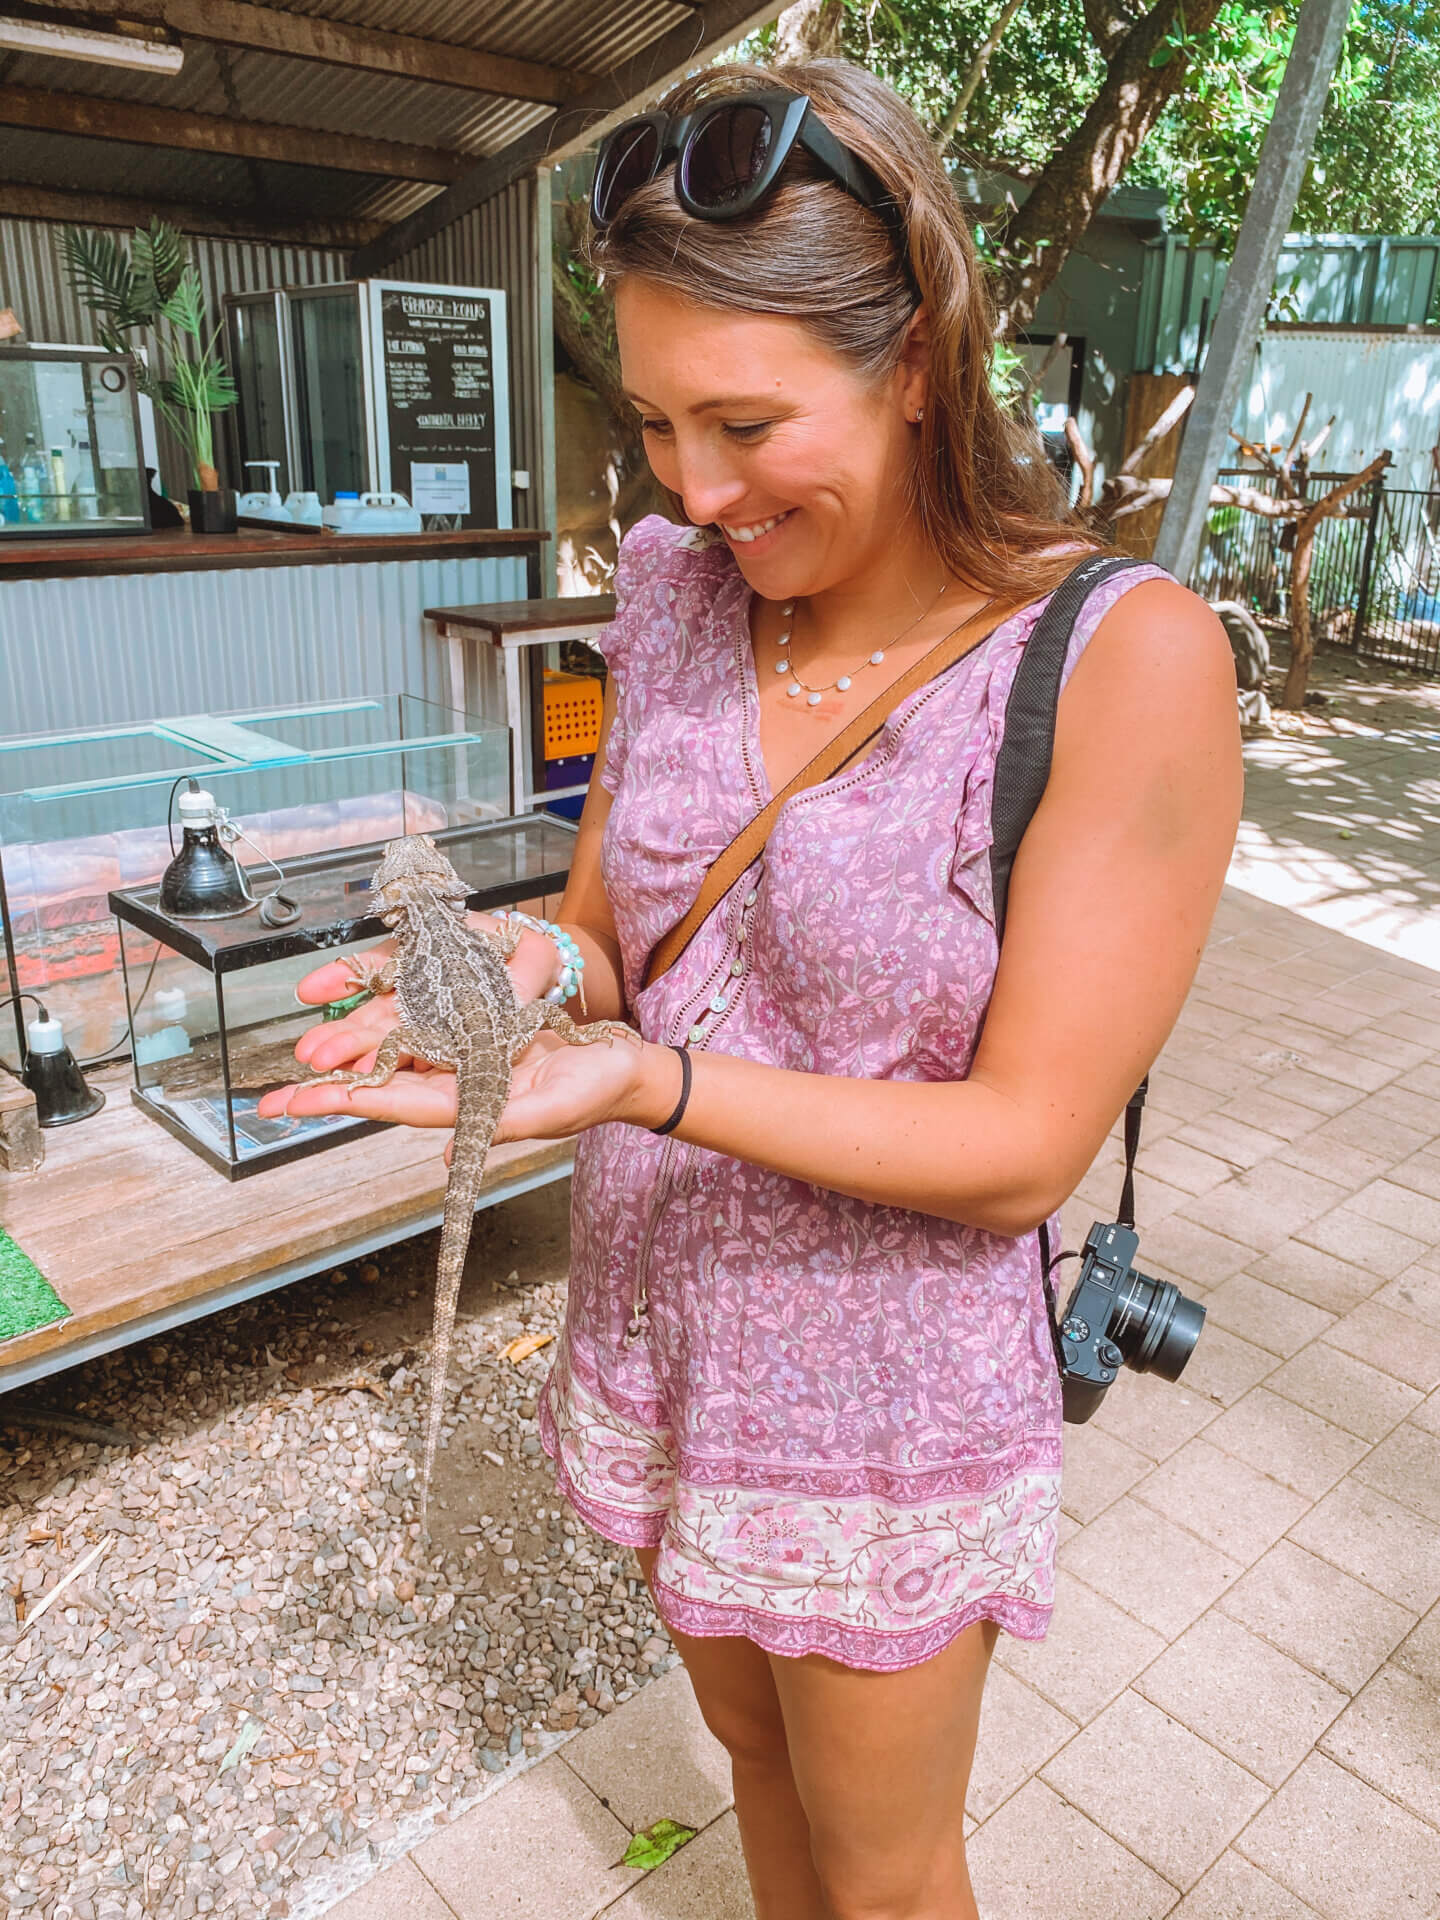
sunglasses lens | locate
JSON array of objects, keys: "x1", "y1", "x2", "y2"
[
  {"x1": 594, "y1": 121, "x2": 661, "y2": 225},
  {"x1": 682, "y1": 104, "x2": 774, "y2": 212}
]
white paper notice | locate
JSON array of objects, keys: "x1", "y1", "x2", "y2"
[{"x1": 410, "y1": 461, "x2": 471, "y2": 515}]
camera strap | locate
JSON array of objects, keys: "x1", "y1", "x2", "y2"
[{"x1": 988, "y1": 553, "x2": 1154, "y2": 1363}]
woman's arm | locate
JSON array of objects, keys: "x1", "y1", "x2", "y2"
[{"x1": 592, "y1": 579, "x2": 1242, "y2": 1233}]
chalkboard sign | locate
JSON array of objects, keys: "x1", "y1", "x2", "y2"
[{"x1": 370, "y1": 285, "x2": 510, "y2": 530}]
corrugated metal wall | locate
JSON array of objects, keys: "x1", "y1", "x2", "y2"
[
  {"x1": 1237, "y1": 328, "x2": 1440, "y2": 491},
  {"x1": 2, "y1": 554, "x2": 524, "y2": 736},
  {"x1": 0, "y1": 220, "x2": 349, "y2": 495},
  {"x1": 1139, "y1": 234, "x2": 1440, "y2": 375},
  {"x1": 388, "y1": 173, "x2": 555, "y2": 562}
]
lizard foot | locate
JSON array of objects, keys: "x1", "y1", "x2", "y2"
[{"x1": 535, "y1": 1005, "x2": 640, "y2": 1048}]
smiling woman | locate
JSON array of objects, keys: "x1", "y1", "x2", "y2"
[{"x1": 264, "y1": 53, "x2": 1241, "y2": 1920}]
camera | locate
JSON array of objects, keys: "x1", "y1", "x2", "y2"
[{"x1": 1055, "y1": 1220, "x2": 1206, "y2": 1423}]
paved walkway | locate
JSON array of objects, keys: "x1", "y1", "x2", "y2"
[
  {"x1": 320, "y1": 748, "x2": 1440, "y2": 1919},
  {"x1": 1233, "y1": 719, "x2": 1440, "y2": 969}
]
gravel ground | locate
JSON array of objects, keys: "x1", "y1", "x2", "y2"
[{"x1": 0, "y1": 1180, "x2": 677, "y2": 1920}]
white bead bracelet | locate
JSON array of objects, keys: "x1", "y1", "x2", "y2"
[{"x1": 497, "y1": 910, "x2": 587, "y2": 1013}]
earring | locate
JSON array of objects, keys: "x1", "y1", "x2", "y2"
[{"x1": 912, "y1": 407, "x2": 925, "y2": 424}]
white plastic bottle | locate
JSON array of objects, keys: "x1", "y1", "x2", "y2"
[{"x1": 18, "y1": 433, "x2": 49, "y2": 524}]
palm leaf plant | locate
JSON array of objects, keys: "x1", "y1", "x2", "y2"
[{"x1": 60, "y1": 219, "x2": 237, "y2": 491}]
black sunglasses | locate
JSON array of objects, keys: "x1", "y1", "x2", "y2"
[{"x1": 590, "y1": 88, "x2": 907, "y2": 251}]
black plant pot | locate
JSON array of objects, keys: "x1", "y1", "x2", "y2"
[{"x1": 188, "y1": 487, "x2": 238, "y2": 535}]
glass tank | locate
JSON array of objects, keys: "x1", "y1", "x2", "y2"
[
  {"x1": 110, "y1": 814, "x2": 578, "y2": 1177},
  {"x1": 0, "y1": 696, "x2": 511, "y2": 1070},
  {"x1": 0, "y1": 346, "x2": 149, "y2": 538}
]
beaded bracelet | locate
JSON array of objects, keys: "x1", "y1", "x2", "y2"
[{"x1": 497, "y1": 910, "x2": 587, "y2": 1013}]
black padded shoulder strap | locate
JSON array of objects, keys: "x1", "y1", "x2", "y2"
[{"x1": 989, "y1": 554, "x2": 1152, "y2": 940}]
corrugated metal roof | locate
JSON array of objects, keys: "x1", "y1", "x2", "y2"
[
  {"x1": 0, "y1": 0, "x2": 708, "y2": 224},
  {"x1": 0, "y1": 126, "x2": 444, "y2": 223}
]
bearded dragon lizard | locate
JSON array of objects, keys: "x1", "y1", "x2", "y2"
[{"x1": 308, "y1": 834, "x2": 632, "y2": 1538}]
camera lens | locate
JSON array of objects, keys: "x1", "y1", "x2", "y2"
[{"x1": 1111, "y1": 1271, "x2": 1206, "y2": 1383}]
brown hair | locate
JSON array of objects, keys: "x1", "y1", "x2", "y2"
[{"x1": 590, "y1": 57, "x2": 1102, "y2": 600}]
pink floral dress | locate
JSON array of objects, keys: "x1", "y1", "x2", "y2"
[{"x1": 538, "y1": 515, "x2": 1163, "y2": 1671}]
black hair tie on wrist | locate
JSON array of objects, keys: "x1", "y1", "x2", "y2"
[{"x1": 649, "y1": 1045, "x2": 692, "y2": 1136}]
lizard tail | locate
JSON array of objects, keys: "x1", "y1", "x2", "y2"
[{"x1": 417, "y1": 1075, "x2": 498, "y2": 1541}]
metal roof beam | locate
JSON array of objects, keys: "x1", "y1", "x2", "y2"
[
  {"x1": 155, "y1": 0, "x2": 586, "y2": 108},
  {"x1": 351, "y1": 0, "x2": 779, "y2": 275},
  {"x1": 0, "y1": 182, "x2": 385, "y2": 249},
  {"x1": 0, "y1": 83, "x2": 468, "y2": 182}
]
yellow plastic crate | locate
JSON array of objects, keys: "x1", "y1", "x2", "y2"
[{"x1": 542, "y1": 670, "x2": 604, "y2": 760}]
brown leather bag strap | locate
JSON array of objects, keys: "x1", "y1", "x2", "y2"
[{"x1": 641, "y1": 592, "x2": 1030, "y2": 990}]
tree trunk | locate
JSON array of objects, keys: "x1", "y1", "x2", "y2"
[
  {"x1": 1279, "y1": 452, "x2": 1391, "y2": 710},
  {"x1": 773, "y1": 0, "x2": 844, "y2": 62},
  {"x1": 993, "y1": 0, "x2": 1226, "y2": 338}
]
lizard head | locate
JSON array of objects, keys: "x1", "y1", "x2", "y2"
[{"x1": 370, "y1": 834, "x2": 469, "y2": 925}]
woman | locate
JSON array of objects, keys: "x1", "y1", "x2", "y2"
[{"x1": 264, "y1": 58, "x2": 1240, "y2": 1920}]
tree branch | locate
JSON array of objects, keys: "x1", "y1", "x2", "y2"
[
  {"x1": 992, "y1": 0, "x2": 1224, "y2": 338},
  {"x1": 1280, "y1": 450, "x2": 1392, "y2": 709},
  {"x1": 1083, "y1": 0, "x2": 1139, "y2": 59},
  {"x1": 773, "y1": 0, "x2": 843, "y2": 61},
  {"x1": 934, "y1": 0, "x2": 1026, "y2": 152},
  {"x1": 1119, "y1": 382, "x2": 1195, "y2": 478},
  {"x1": 1065, "y1": 416, "x2": 1096, "y2": 512}
]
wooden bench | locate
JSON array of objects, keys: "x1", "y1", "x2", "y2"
[{"x1": 426, "y1": 596, "x2": 615, "y2": 815}]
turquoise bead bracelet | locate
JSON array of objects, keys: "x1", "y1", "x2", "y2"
[{"x1": 498, "y1": 910, "x2": 586, "y2": 1011}]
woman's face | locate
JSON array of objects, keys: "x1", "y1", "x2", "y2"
[{"x1": 615, "y1": 277, "x2": 923, "y2": 601}]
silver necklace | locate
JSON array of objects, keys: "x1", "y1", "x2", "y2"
[{"x1": 774, "y1": 579, "x2": 951, "y2": 706}]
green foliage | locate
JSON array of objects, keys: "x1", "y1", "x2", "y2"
[
  {"x1": 61, "y1": 220, "x2": 236, "y2": 486},
  {"x1": 990, "y1": 337, "x2": 1029, "y2": 409},
  {"x1": 780, "y1": 2, "x2": 1440, "y2": 252}
]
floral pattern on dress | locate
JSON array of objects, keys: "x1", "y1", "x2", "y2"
[{"x1": 538, "y1": 514, "x2": 1167, "y2": 1670}]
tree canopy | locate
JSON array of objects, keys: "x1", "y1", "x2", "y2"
[{"x1": 794, "y1": 1, "x2": 1440, "y2": 251}]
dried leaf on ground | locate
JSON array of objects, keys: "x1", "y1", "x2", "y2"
[{"x1": 500, "y1": 1332, "x2": 554, "y2": 1364}]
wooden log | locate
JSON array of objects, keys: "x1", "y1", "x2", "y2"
[
  {"x1": 158, "y1": 0, "x2": 585, "y2": 106},
  {"x1": 0, "y1": 85, "x2": 467, "y2": 183},
  {"x1": 0, "y1": 1068, "x2": 42, "y2": 1174},
  {"x1": 0, "y1": 183, "x2": 385, "y2": 250},
  {"x1": 1279, "y1": 450, "x2": 1392, "y2": 710}
]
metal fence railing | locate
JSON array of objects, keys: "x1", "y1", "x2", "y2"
[{"x1": 1189, "y1": 469, "x2": 1440, "y2": 677}]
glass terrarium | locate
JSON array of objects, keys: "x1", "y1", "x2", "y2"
[
  {"x1": 0, "y1": 696, "x2": 511, "y2": 1071},
  {"x1": 109, "y1": 813, "x2": 578, "y2": 1178},
  {"x1": 0, "y1": 346, "x2": 149, "y2": 537}
]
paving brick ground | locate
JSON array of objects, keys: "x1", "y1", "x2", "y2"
[{"x1": 322, "y1": 752, "x2": 1440, "y2": 1919}]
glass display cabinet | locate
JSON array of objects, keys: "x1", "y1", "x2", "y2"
[
  {"x1": 109, "y1": 813, "x2": 578, "y2": 1177},
  {"x1": 224, "y1": 280, "x2": 510, "y2": 528},
  {"x1": 0, "y1": 346, "x2": 149, "y2": 538},
  {"x1": 0, "y1": 696, "x2": 511, "y2": 1069}
]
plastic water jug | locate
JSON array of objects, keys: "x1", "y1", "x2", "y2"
[
  {"x1": 322, "y1": 490, "x2": 362, "y2": 531},
  {"x1": 335, "y1": 490, "x2": 423, "y2": 535}
]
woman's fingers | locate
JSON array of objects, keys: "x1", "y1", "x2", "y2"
[
  {"x1": 292, "y1": 940, "x2": 396, "y2": 1008},
  {"x1": 292, "y1": 997, "x2": 399, "y2": 1070},
  {"x1": 257, "y1": 1069, "x2": 458, "y2": 1129}
]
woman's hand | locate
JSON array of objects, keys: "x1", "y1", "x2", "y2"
[
  {"x1": 256, "y1": 921, "x2": 669, "y2": 1141},
  {"x1": 259, "y1": 1022, "x2": 665, "y2": 1142}
]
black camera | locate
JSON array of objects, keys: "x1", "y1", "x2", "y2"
[{"x1": 1055, "y1": 1221, "x2": 1206, "y2": 1423}]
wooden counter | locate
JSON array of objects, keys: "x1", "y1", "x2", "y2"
[
  {"x1": 0, "y1": 525, "x2": 546, "y2": 583},
  {"x1": 0, "y1": 1065, "x2": 574, "y2": 1394}
]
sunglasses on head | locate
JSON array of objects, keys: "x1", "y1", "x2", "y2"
[{"x1": 590, "y1": 87, "x2": 907, "y2": 251}]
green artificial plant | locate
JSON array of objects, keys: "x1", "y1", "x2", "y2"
[{"x1": 60, "y1": 219, "x2": 237, "y2": 491}]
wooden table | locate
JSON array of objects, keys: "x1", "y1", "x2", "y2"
[
  {"x1": 0, "y1": 1068, "x2": 572, "y2": 1396},
  {"x1": 426, "y1": 597, "x2": 615, "y2": 815}
]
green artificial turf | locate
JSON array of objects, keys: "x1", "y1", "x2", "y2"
[{"x1": 0, "y1": 1229, "x2": 71, "y2": 1343}]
